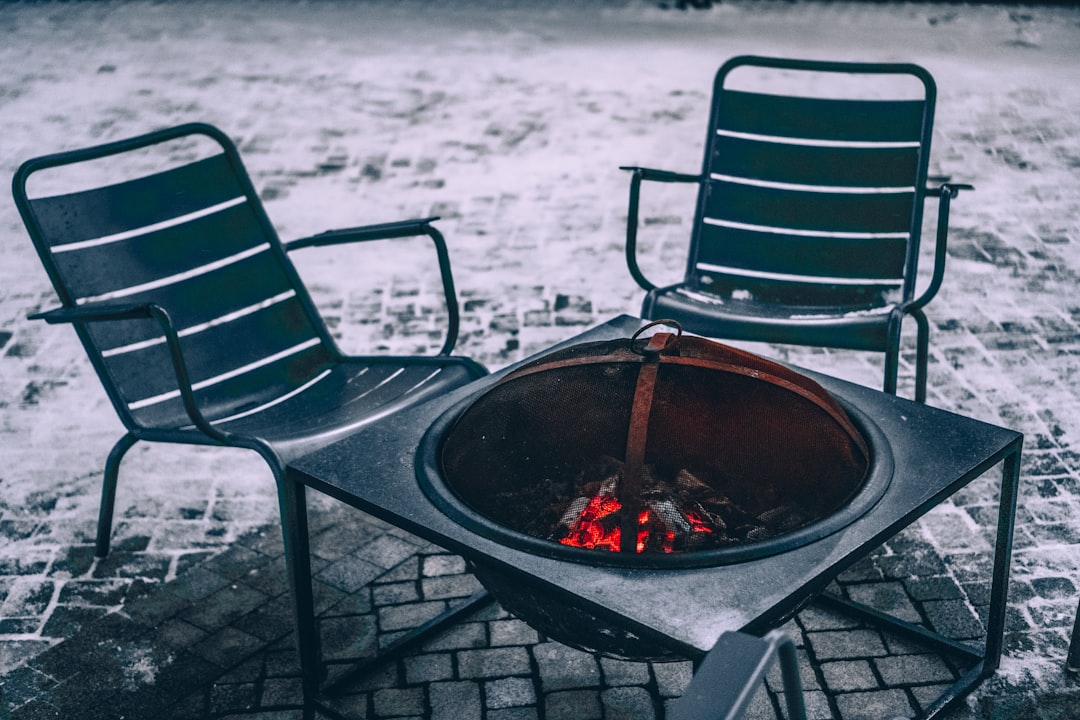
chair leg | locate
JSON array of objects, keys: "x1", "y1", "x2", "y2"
[
  {"x1": 981, "y1": 443, "x2": 1021, "y2": 672},
  {"x1": 96, "y1": 433, "x2": 138, "y2": 558},
  {"x1": 912, "y1": 309, "x2": 931, "y2": 403},
  {"x1": 883, "y1": 345, "x2": 900, "y2": 397},
  {"x1": 772, "y1": 630, "x2": 808, "y2": 720},
  {"x1": 277, "y1": 473, "x2": 322, "y2": 701},
  {"x1": 668, "y1": 629, "x2": 805, "y2": 720},
  {"x1": 1068, "y1": 596, "x2": 1080, "y2": 673}
]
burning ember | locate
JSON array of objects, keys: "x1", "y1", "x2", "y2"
[
  {"x1": 554, "y1": 475, "x2": 714, "y2": 553},
  {"x1": 551, "y1": 458, "x2": 809, "y2": 554}
]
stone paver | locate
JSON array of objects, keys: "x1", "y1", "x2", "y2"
[{"x1": 2, "y1": 1, "x2": 1080, "y2": 719}]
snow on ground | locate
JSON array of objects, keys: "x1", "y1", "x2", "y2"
[{"x1": 1, "y1": 0, "x2": 1079, "y2": 712}]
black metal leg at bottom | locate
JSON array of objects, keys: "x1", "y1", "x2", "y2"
[
  {"x1": 815, "y1": 444, "x2": 1020, "y2": 720},
  {"x1": 815, "y1": 594, "x2": 984, "y2": 720},
  {"x1": 280, "y1": 482, "x2": 494, "y2": 711},
  {"x1": 670, "y1": 629, "x2": 807, "y2": 720},
  {"x1": 322, "y1": 589, "x2": 493, "y2": 696},
  {"x1": 815, "y1": 594, "x2": 981, "y2": 663},
  {"x1": 1067, "y1": 597, "x2": 1080, "y2": 673},
  {"x1": 278, "y1": 477, "x2": 321, "y2": 702},
  {"x1": 96, "y1": 433, "x2": 138, "y2": 557},
  {"x1": 292, "y1": 591, "x2": 492, "y2": 719}
]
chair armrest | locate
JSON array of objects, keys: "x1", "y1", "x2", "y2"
[
  {"x1": 620, "y1": 167, "x2": 703, "y2": 292},
  {"x1": 29, "y1": 301, "x2": 158, "y2": 324},
  {"x1": 285, "y1": 216, "x2": 443, "y2": 249},
  {"x1": 925, "y1": 181, "x2": 974, "y2": 198},
  {"x1": 619, "y1": 166, "x2": 704, "y2": 184},
  {"x1": 28, "y1": 301, "x2": 233, "y2": 444},
  {"x1": 286, "y1": 216, "x2": 461, "y2": 356},
  {"x1": 908, "y1": 182, "x2": 973, "y2": 312},
  {"x1": 668, "y1": 630, "x2": 806, "y2": 720}
]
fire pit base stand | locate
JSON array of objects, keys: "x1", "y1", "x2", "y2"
[
  {"x1": 319, "y1": 589, "x2": 494, "y2": 696},
  {"x1": 816, "y1": 593, "x2": 1005, "y2": 717},
  {"x1": 285, "y1": 315, "x2": 1021, "y2": 720}
]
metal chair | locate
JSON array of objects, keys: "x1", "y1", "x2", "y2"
[
  {"x1": 669, "y1": 630, "x2": 807, "y2": 720},
  {"x1": 623, "y1": 56, "x2": 971, "y2": 402},
  {"x1": 14, "y1": 122, "x2": 487, "y2": 601}
]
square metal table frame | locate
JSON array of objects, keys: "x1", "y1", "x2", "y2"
[{"x1": 282, "y1": 315, "x2": 1021, "y2": 719}]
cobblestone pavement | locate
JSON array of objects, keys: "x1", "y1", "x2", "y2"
[{"x1": 2, "y1": 1, "x2": 1079, "y2": 718}]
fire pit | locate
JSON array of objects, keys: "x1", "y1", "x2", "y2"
[
  {"x1": 285, "y1": 314, "x2": 1017, "y2": 710},
  {"x1": 417, "y1": 322, "x2": 892, "y2": 658}
]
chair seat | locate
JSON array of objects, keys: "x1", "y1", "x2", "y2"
[
  {"x1": 644, "y1": 284, "x2": 897, "y2": 351},
  {"x1": 159, "y1": 358, "x2": 480, "y2": 460}
]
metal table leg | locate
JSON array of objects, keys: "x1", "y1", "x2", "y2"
[
  {"x1": 816, "y1": 439, "x2": 1021, "y2": 720},
  {"x1": 1067, "y1": 596, "x2": 1080, "y2": 673},
  {"x1": 280, "y1": 470, "x2": 494, "y2": 712}
]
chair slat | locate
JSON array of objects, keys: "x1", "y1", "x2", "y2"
[
  {"x1": 716, "y1": 90, "x2": 926, "y2": 143},
  {"x1": 82, "y1": 250, "x2": 300, "y2": 351},
  {"x1": 127, "y1": 342, "x2": 334, "y2": 429},
  {"x1": 343, "y1": 364, "x2": 445, "y2": 409},
  {"x1": 215, "y1": 363, "x2": 462, "y2": 439},
  {"x1": 696, "y1": 223, "x2": 907, "y2": 281},
  {"x1": 48, "y1": 201, "x2": 270, "y2": 302},
  {"x1": 712, "y1": 135, "x2": 921, "y2": 189},
  {"x1": 99, "y1": 296, "x2": 322, "y2": 404},
  {"x1": 687, "y1": 275, "x2": 897, "y2": 311},
  {"x1": 703, "y1": 180, "x2": 916, "y2": 236},
  {"x1": 28, "y1": 154, "x2": 246, "y2": 248}
]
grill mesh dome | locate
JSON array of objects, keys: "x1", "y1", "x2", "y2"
[{"x1": 440, "y1": 330, "x2": 870, "y2": 561}]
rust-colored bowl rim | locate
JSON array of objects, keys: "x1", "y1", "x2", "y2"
[{"x1": 415, "y1": 385, "x2": 894, "y2": 570}]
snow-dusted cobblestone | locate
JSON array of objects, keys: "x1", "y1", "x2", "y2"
[{"x1": 1, "y1": 1, "x2": 1078, "y2": 717}]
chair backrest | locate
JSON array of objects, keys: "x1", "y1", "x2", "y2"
[
  {"x1": 14, "y1": 123, "x2": 338, "y2": 432},
  {"x1": 688, "y1": 56, "x2": 935, "y2": 311}
]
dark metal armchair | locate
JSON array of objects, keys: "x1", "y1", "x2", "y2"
[
  {"x1": 624, "y1": 56, "x2": 971, "y2": 402},
  {"x1": 13, "y1": 124, "x2": 488, "y2": 696}
]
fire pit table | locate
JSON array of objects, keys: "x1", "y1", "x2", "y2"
[{"x1": 284, "y1": 315, "x2": 1021, "y2": 718}]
